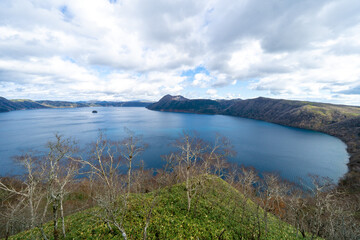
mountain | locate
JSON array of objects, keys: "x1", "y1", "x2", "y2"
[
  {"x1": 0, "y1": 97, "x2": 21, "y2": 112},
  {"x1": 148, "y1": 95, "x2": 360, "y2": 128},
  {"x1": 0, "y1": 97, "x2": 152, "y2": 112},
  {"x1": 0, "y1": 98, "x2": 48, "y2": 112},
  {"x1": 147, "y1": 95, "x2": 360, "y2": 189},
  {"x1": 89, "y1": 101, "x2": 152, "y2": 107},
  {"x1": 36, "y1": 100, "x2": 89, "y2": 108},
  {"x1": 148, "y1": 94, "x2": 240, "y2": 114}
]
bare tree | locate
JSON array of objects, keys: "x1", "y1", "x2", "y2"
[
  {"x1": 43, "y1": 134, "x2": 79, "y2": 240},
  {"x1": 282, "y1": 185, "x2": 309, "y2": 238},
  {"x1": 166, "y1": 133, "x2": 235, "y2": 212},
  {"x1": 75, "y1": 133, "x2": 128, "y2": 239},
  {"x1": 157, "y1": 153, "x2": 180, "y2": 187},
  {"x1": 238, "y1": 167, "x2": 259, "y2": 225},
  {"x1": 121, "y1": 128, "x2": 146, "y2": 197},
  {"x1": 225, "y1": 166, "x2": 261, "y2": 238},
  {"x1": 203, "y1": 134, "x2": 234, "y2": 177},
  {"x1": 174, "y1": 132, "x2": 207, "y2": 211},
  {"x1": 0, "y1": 183, "x2": 26, "y2": 239},
  {"x1": 301, "y1": 175, "x2": 335, "y2": 239},
  {"x1": 0, "y1": 154, "x2": 48, "y2": 239}
]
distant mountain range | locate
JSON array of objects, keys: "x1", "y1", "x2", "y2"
[
  {"x1": 148, "y1": 95, "x2": 360, "y2": 189},
  {"x1": 0, "y1": 97, "x2": 152, "y2": 113}
]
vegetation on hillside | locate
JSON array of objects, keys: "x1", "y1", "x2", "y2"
[
  {"x1": 0, "y1": 97, "x2": 47, "y2": 112},
  {"x1": 10, "y1": 176, "x2": 322, "y2": 240},
  {"x1": 0, "y1": 96, "x2": 152, "y2": 112},
  {"x1": 1, "y1": 132, "x2": 359, "y2": 239}
]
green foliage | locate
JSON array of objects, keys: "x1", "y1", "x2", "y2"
[
  {"x1": 11, "y1": 176, "x2": 320, "y2": 240},
  {"x1": 301, "y1": 104, "x2": 360, "y2": 119},
  {"x1": 10, "y1": 99, "x2": 34, "y2": 102}
]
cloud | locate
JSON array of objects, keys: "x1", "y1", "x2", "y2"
[
  {"x1": 0, "y1": 0, "x2": 359, "y2": 105},
  {"x1": 339, "y1": 85, "x2": 360, "y2": 95},
  {"x1": 192, "y1": 73, "x2": 212, "y2": 88},
  {"x1": 206, "y1": 88, "x2": 218, "y2": 98}
]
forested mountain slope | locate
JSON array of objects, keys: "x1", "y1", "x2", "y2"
[
  {"x1": 0, "y1": 97, "x2": 48, "y2": 112},
  {"x1": 0, "y1": 96, "x2": 152, "y2": 112}
]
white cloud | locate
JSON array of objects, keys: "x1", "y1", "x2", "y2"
[
  {"x1": 0, "y1": 0, "x2": 360, "y2": 105},
  {"x1": 225, "y1": 93, "x2": 241, "y2": 99},
  {"x1": 192, "y1": 73, "x2": 212, "y2": 88},
  {"x1": 206, "y1": 88, "x2": 218, "y2": 98}
]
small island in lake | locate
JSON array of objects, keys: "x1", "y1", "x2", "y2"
[{"x1": 92, "y1": 110, "x2": 97, "y2": 113}]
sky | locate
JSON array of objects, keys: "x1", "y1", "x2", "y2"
[{"x1": 0, "y1": 0, "x2": 360, "y2": 105}]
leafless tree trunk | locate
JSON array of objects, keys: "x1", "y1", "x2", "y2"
[
  {"x1": 175, "y1": 133, "x2": 205, "y2": 211},
  {"x1": 143, "y1": 194, "x2": 158, "y2": 240},
  {"x1": 75, "y1": 133, "x2": 128, "y2": 239},
  {"x1": 0, "y1": 154, "x2": 47, "y2": 237},
  {"x1": 170, "y1": 133, "x2": 234, "y2": 212},
  {"x1": 121, "y1": 128, "x2": 146, "y2": 197},
  {"x1": 204, "y1": 135, "x2": 233, "y2": 177},
  {"x1": 44, "y1": 134, "x2": 78, "y2": 239},
  {"x1": 237, "y1": 167, "x2": 259, "y2": 228},
  {"x1": 2, "y1": 196, "x2": 25, "y2": 240}
]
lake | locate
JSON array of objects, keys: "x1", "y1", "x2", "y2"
[{"x1": 0, "y1": 107, "x2": 348, "y2": 183}]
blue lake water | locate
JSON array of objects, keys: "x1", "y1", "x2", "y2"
[{"x1": 0, "y1": 107, "x2": 348, "y2": 183}]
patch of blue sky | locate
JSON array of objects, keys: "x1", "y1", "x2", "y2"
[
  {"x1": 181, "y1": 66, "x2": 269, "y2": 99},
  {"x1": 181, "y1": 65, "x2": 210, "y2": 80},
  {"x1": 91, "y1": 65, "x2": 114, "y2": 78},
  {"x1": 62, "y1": 56, "x2": 76, "y2": 63},
  {"x1": 202, "y1": 7, "x2": 214, "y2": 28},
  {"x1": 90, "y1": 66, "x2": 144, "y2": 80},
  {"x1": 59, "y1": 5, "x2": 73, "y2": 22}
]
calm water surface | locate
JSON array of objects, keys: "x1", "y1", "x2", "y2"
[{"x1": 0, "y1": 107, "x2": 348, "y2": 183}]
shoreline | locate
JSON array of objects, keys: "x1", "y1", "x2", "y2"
[
  {"x1": 149, "y1": 107, "x2": 360, "y2": 189},
  {"x1": 1, "y1": 104, "x2": 358, "y2": 189}
]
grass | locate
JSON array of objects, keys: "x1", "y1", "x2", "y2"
[
  {"x1": 299, "y1": 104, "x2": 360, "y2": 123},
  {"x1": 11, "y1": 176, "x2": 320, "y2": 239},
  {"x1": 10, "y1": 99, "x2": 34, "y2": 102}
]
